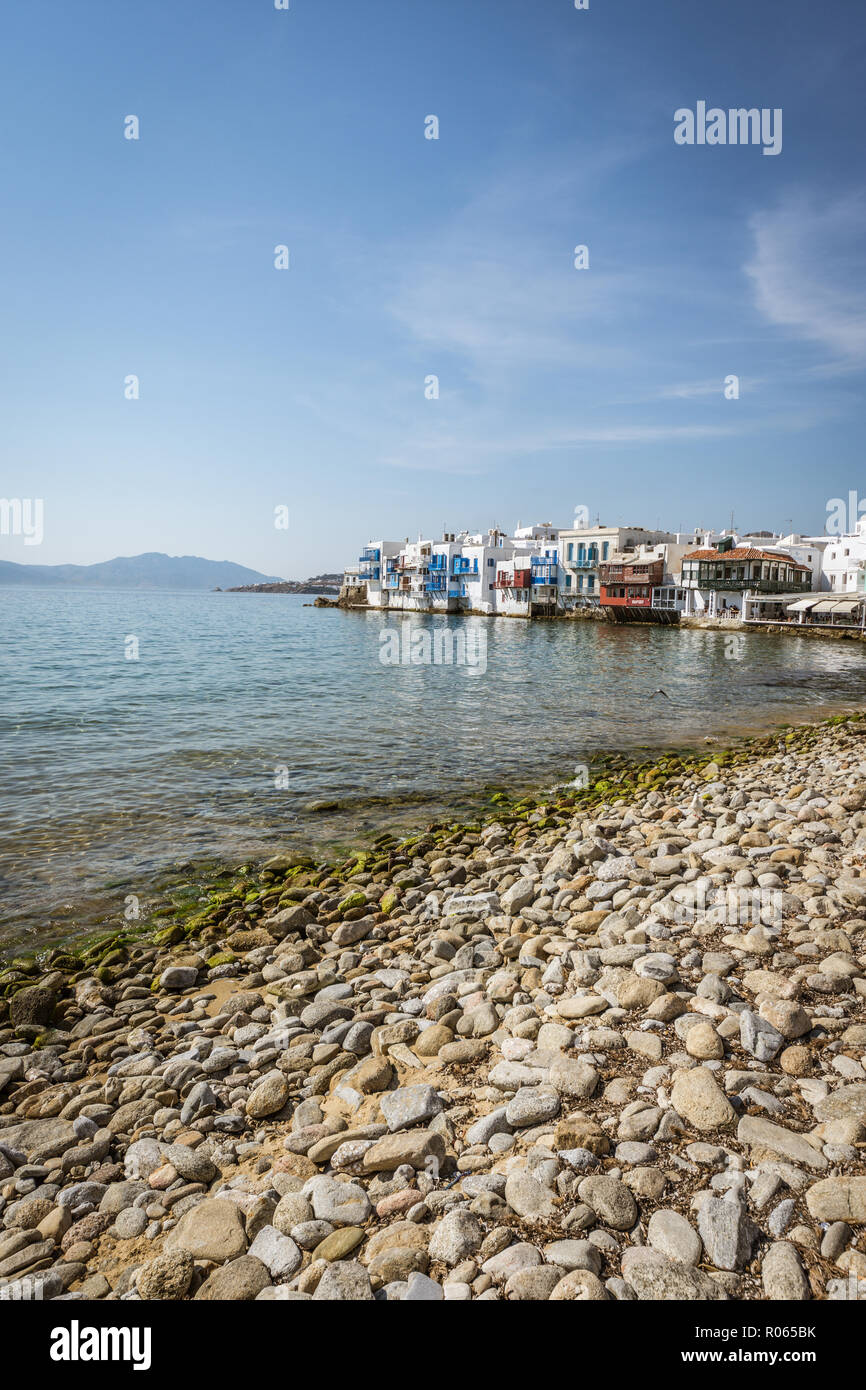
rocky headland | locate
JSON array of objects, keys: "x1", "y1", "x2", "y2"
[{"x1": 2, "y1": 714, "x2": 865, "y2": 1302}]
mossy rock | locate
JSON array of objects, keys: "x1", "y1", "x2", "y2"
[
  {"x1": 153, "y1": 924, "x2": 185, "y2": 948},
  {"x1": 379, "y1": 888, "x2": 400, "y2": 916},
  {"x1": 207, "y1": 951, "x2": 236, "y2": 968},
  {"x1": 48, "y1": 954, "x2": 79, "y2": 972},
  {"x1": 0, "y1": 971, "x2": 30, "y2": 987},
  {"x1": 9, "y1": 985, "x2": 57, "y2": 1027},
  {"x1": 100, "y1": 948, "x2": 127, "y2": 967},
  {"x1": 8, "y1": 958, "x2": 39, "y2": 975},
  {"x1": 337, "y1": 890, "x2": 367, "y2": 915}
]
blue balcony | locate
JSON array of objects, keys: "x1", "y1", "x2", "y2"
[
  {"x1": 358, "y1": 547, "x2": 381, "y2": 581},
  {"x1": 429, "y1": 554, "x2": 448, "y2": 571},
  {"x1": 358, "y1": 549, "x2": 381, "y2": 580},
  {"x1": 531, "y1": 561, "x2": 559, "y2": 584},
  {"x1": 452, "y1": 558, "x2": 479, "y2": 575},
  {"x1": 425, "y1": 575, "x2": 448, "y2": 592}
]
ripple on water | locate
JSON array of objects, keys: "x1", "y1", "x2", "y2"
[{"x1": 2, "y1": 588, "x2": 866, "y2": 944}]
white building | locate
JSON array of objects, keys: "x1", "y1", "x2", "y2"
[
  {"x1": 819, "y1": 518, "x2": 866, "y2": 593},
  {"x1": 679, "y1": 542, "x2": 812, "y2": 617},
  {"x1": 356, "y1": 525, "x2": 558, "y2": 616},
  {"x1": 557, "y1": 525, "x2": 716, "y2": 607},
  {"x1": 359, "y1": 539, "x2": 405, "y2": 609},
  {"x1": 739, "y1": 533, "x2": 828, "y2": 592}
]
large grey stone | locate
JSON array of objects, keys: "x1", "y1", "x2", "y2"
[
  {"x1": 548, "y1": 1056, "x2": 599, "y2": 1100},
  {"x1": 481, "y1": 1242, "x2": 543, "y2": 1281},
  {"x1": 427, "y1": 1208, "x2": 484, "y2": 1265},
  {"x1": 647, "y1": 1209, "x2": 702, "y2": 1266},
  {"x1": 621, "y1": 1248, "x2": 729, "y2": 1301},
  {"x1": 697, "y1": 1196, "x2": 758, "y2": 1272},
  {"x1": 380, "y1": 1084, "x2": 443, "y2": 1133},
  {"x1": 671, "y1": 1068, "x2": 735, "y2": 1132},
  {"x1": 805, "y1": 1176, "x2": 866, "y2": 1224},
  {"x1": 308, "y1": 1176, "x2": 372, "y2": 1227},
  {"x1": 577, "y1": 1175, "x2": 637, "y2": 1231},
  {"x1": 195, "y1": 1256, "x2": 270, "y2": 1301},
  {"x1": 737, "y1": 1115, "x2": 828, "y2": 1171},
  {"x1": 505, "y1": 1171, "x2": 558, "y2": 1221},
  {"x1": 505, "y1": 1086, "x2": 561, "y2": 1129},
  {"x1": 740, "y1": 1010, "x2": 784, "y2": 1062},
  {"x1": 247, "y1": 1225, "x2": 303, "y2": 1279},
  {"x1": 0, "y1": 1119, "x2": 77, "y2": 1163},
  {"x1": 762, "y1": 1242, "x2": 810, "y2": 1300},
  {"x1": 312, "y1": 1260, "x2": 374, "y2": 1300}
]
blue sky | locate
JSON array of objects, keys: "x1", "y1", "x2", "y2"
[{"x1": 1, "y1": 0, "x2": 864, "y2": 576}]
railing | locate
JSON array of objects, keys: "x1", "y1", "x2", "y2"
[
  {"x1": 682, "y1": 577, "x2": 810, "y2": 594},
  {"x1": 358, "y1": 548, "x2": 380, "y2": 563},
  {"x1": 531, "y1": 564, "x2": 558, "y2": 584},
  {"x1": 494, "y1": 571, "x2": 532, "y2": 589},
  {"x1": 599, "y1": 567, "x2": 660, "y2": 584}
]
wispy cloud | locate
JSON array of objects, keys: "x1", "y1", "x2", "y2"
[
  {"x1": 378, "y1": 411, "x2": 828, "y2": 475},
  {"x1": 745, "y1": 190, "x2": 866, "y2": 364},
  {"x1": 384, "y1": 142, "x2": 655, "y2": 384}
]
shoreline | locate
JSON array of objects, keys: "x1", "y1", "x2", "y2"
[
  {"x1": 0, "y1": 704, "x2": 858, "y2": 971},
  {"x1": 5, "y1": 704, "x2": 866, "y2": 961},
  {"x1": 327, "y1": 597, "x2": 866, "y2": 641},
  {"x1": 1, "y1": 707, "x2": 864, "y2": 1304}
]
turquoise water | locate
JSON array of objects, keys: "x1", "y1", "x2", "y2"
[{"x1": 2, "y1": 587, "x2": 866, "y2": 946}]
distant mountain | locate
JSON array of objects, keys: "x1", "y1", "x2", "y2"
[{"x1": 0, "y1": 552, "x2": 286, "y2": 590}]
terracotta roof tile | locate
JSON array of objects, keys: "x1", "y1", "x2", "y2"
[{"x1": 683, "y1": 547, "x2": 809, "y2": 569}]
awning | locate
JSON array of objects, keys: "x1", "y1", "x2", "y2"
[
  {"x1": 810, "y1": 599, "x2": 861, "y2": 614},
  {"x1": 786, "y1": 597, "x2": 820, "y2": 612}
]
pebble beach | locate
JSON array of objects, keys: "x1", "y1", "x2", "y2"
[{"x1": 2, "y1": 712, "x2": 865, "y2": 1303}]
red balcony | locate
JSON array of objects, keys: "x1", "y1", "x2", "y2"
[{"x1": 494, "y1": 569, "x2": 531, "y2": 589}]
